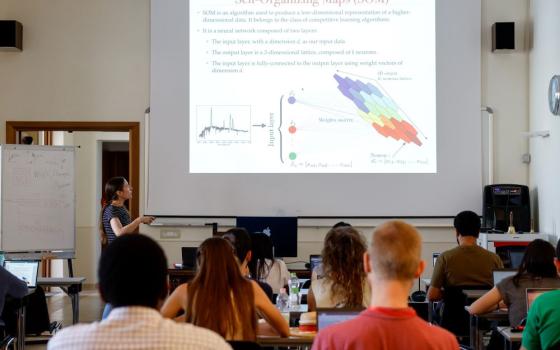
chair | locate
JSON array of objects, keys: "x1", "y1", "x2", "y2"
[
  {"x1": 227, "y1": 340, "x2": 262, "y2": 350},
  {"x1": 437, "y1": 285, "x2": 490, "y2": 342},
  {"x1": 0, "y1": 335, "x2": 14, "y2": 350},
  {"x1": 0, "y1": 327, "x2": 14, "y2": 350}
]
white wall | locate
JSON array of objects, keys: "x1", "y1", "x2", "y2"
[
  {"x1": 529, "y1": 0, "x2": 560, "y2": 240},
  {"x1": 50, "y1": 131, "x2": 130, "y2": 284},
  {"x1": 0, "y1": 0, "x2": 536, "y2": 281},
  {"x1": 482, "y1": 0, "x2": 530, "y2": 185}
]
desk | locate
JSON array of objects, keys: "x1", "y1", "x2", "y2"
[
  {"x1": 6, "y1": 289, "x2": 34, "y2": 350},
  {"x1": 168, "y1": 268, "x2": 311, "y2": 292},
  {"x1": 466, "y1": 308, "x2": 509, "y2": 350},
  {"x1": 497, "y1": 326, "x2": 522, "y2": 350},
  {"x1": 38, "y1": 277, "x2": 85, "y2": 325},
  {"x1": 463, "y1": 289, "x2": 488, "y2": 300},
  {"x1": 257, "y1": 328, "x2": 314, "y2": 348}
]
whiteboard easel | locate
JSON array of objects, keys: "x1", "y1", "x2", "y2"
[{"x1": 0, "y1": 145, "x2": 76, "y2": 268}]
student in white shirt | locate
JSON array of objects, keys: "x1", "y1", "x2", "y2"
[
  {"x1": 48, "y1": 234, "x2": 231, "y2": 350},
  {"x1": 249, "y1": 233, "x2": 290, "y2": 294}
]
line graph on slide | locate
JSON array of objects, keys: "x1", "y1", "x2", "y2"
[{"x1": 196, "y1": 105, "x2": 251, "y2": 143}]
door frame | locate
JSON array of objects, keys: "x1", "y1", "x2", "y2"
[{"x1": 6, "y1": 121, "x2": 140, "y2": 219}]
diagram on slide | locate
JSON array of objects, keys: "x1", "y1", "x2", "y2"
[
  {"x1": 188, "y1": 0, "x2": 436, "y2": 173},
  {"x1": 273, "y1": 71, "x2": 432, "y2": 171},
  {"x1": 190, "y1": 72, "x2": 435, "y2": 173},
  {"x1": 333, "y1": 74, "x2": 424, "y2": 147},
  {"x1": 196, "y1": 105, "x2": 251, "y2": 143}
]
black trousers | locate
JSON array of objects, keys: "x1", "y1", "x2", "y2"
[{"x1": 1, "y1": 286, "x2": 50, "y2": 336}]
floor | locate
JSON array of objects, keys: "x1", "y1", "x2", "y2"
[{"x1": 27, "y1": 287, "x2": 104, "y2": 349}]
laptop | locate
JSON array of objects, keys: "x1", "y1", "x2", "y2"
[
  {"x1": 432, "y1": 253, "x2": 440, "y2": 267},
  {"x1": 181, "y1": 247, "x2": 198, "y2": 270},
  {"x1": 316, "y1": 308, "x2": 363, "y2": 331},
  {"x1": 3, "y1": 260, "x2": 39, "y2": 288},
  {"x1": 526, "y1": 288, "x2": 558, "y2": 312},
  {"x1": 310, "y1": 254, "x2": 322, "y2": 273},
  {"x1": 493, "y1": 269, "x2": 517, "y2": 285}
]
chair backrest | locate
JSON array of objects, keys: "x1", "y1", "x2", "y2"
[
  {"x1": 227, "y1": 341, "x2": 262, "y2": 350},
  {"x1": 440, "y1": 285, "x2": 490, "y2": 337}
]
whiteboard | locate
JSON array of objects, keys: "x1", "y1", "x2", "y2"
[{"x1": 0, "y1": 145, "x2": 75, "y2": 252}]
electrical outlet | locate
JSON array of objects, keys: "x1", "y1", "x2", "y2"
[{"x1": 160, "y1": 229, "x2": 180, "y2": 239}]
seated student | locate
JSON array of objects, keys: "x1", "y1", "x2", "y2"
[
  {"x1": 312, "y1": 221, "x2": 458, "y2": 350},
  {"x1": 0, "y1": 264, "x2": 28, "y2": 334},
  {"x1": 468, "y1": 239, "x2": 560, "y2": 326},
  {"x1": 521, "y1": 239, "x2": 560, "y2": 350},
  {"x1": 428, "y1": 210, "x2": 504, "y2": 302},
  {"x1": 0, "y1": 265, "x2": 58, "y2": 336},
  {"x1": 48, "y1": 234, "x2": 232, "y2": 350},
  {"x1": 249, "y1": 233, "x2": 290, "y2": 294},
  {"x1": 222, "y1": 228, "x2": 274, "y2": 301},
  {"x1": 307, "y1": 226, "x2": 371, "y2": 311},
  {"x1": 161, "y1": 237, "x2": 289, "y2": 340}
]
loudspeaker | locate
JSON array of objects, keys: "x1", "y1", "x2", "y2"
[
  {"x1": 482, "y1": 184, "x2": 530, "y2": 233},
  {"x1": 0, "y1": 20, "x2": 23, "y2": 51},
  {"x1": 492, "y1": 22, "x2": 514, "y2": 51}
]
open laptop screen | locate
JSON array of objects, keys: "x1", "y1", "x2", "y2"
[
  {"x1": 526, "y1": 288, "x2": 558, "y2": 312},
  {"x1": 236, "y1": 216, "x2": 298, "y2": 257},
  {"x1": 492, "y1": 269, "x2": 517, "y2": 285},
  {"x1": 316, "y1": 308, "x2": 362, "y2": 331},
  {"x1": 3, "y1": 260, "x2": 39, "y2": 288},
  {"x1": 181, "y1": 247, "x2": 197, "y2": 270},
  {"x1": 310, "y1": 255, "x2": 322, "y2": 273}
]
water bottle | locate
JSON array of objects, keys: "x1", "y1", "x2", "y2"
[
  {"x1": 276, "y1": 288, "x2": 289, "y2": 312},
  {"x1": 288, "y1": 272, "x2": 300, "y2": 308}
]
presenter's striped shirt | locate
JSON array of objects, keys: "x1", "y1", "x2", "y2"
[{"x1": 102, "y1": 205, "x2": 131, "y2": 244}]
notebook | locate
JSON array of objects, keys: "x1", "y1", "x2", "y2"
[
  {"x1": 492, "y1": 269, "x2": 517, "y2": 285},
  {"x1": 526, "y1": 288, "x2": 558, "y2": 311},
  {"x1": 3, "y1": 260, "x2": 39, "y2": 288},
  {"x1": 181, "y1": 247, "x2": 197, "y2": 270},
  {"x1": 316, "y1": 308, "x2": 363, "y2": 331}
]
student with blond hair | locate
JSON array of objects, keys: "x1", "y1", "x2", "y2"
[{"x1": 312, "y1": 221, "x2": 458, "y2": 350}]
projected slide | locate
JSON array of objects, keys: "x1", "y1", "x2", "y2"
[{"x1": 189, "y1": 0, "x2": 435, "y2": 173}]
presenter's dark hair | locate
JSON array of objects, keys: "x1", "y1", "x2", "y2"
[
  {"x1": 454, "y1": 210, "x2": 481, "y2": 237},
  {"x1": 104, "y1": 176, "x2": 127, "y2": 203},
  {"x1": 512, "y1": 239, "x2": 557, "y2": 287},
  {"x1": 98, "y1": 234, "x2": 168, "y2": 308},
  {"x1": 223, "y1": 227, "x2": 252, "y2": 263}
]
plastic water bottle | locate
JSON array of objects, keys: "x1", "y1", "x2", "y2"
[
  {"x1": 288, "y1": 272, "x2": 300, "y2": 308},
  {"x1": 276, "y1": 288, "x2": 289, "y2": 312}
]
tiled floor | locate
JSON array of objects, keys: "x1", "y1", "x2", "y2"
[{"x1": 27, "y1": 287, "x2": 104, "y2": 350}]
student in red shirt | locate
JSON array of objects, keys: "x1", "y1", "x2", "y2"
[{"x1": 312, "y1": 221, "x2": 459, "y2": 350}]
